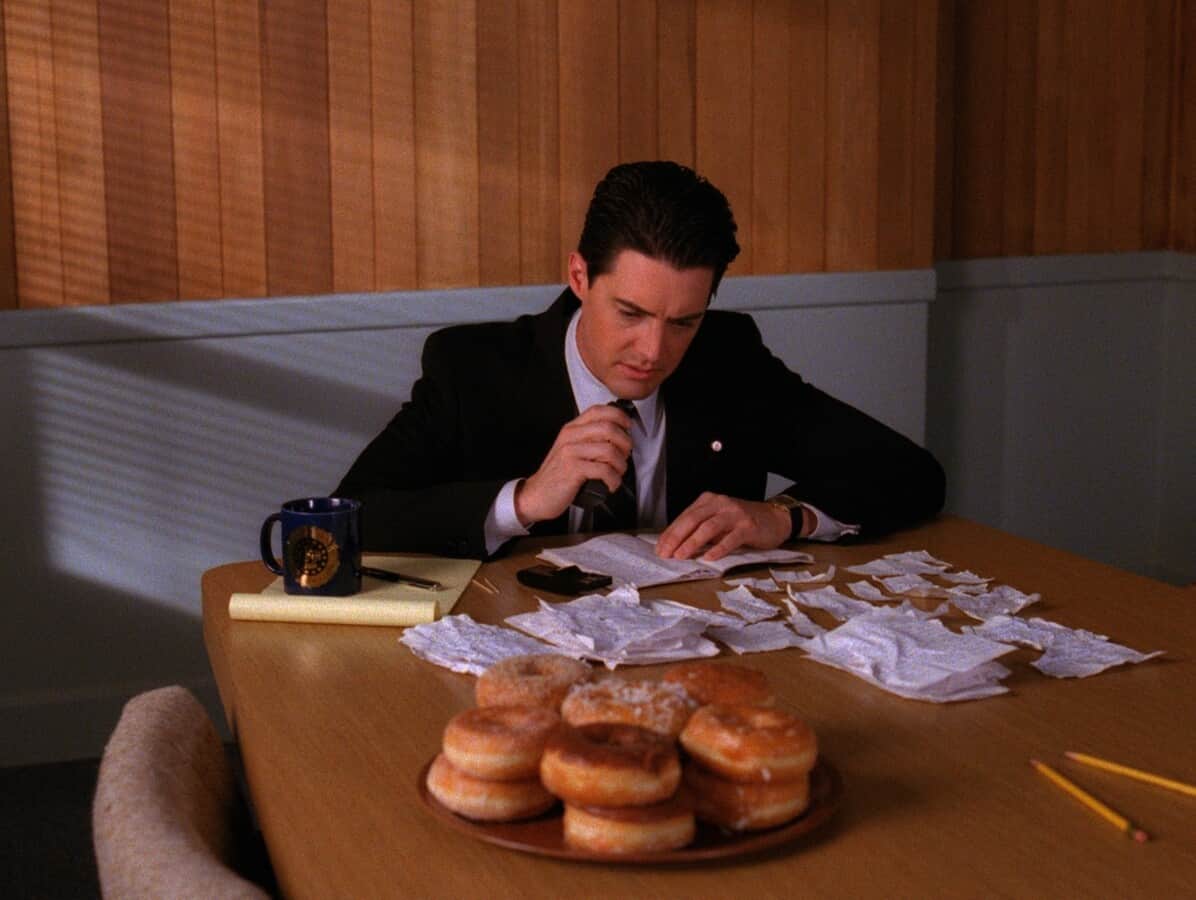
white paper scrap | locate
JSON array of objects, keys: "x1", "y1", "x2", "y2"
[
  {"x1": 965, "y1": 615, "x2": 1162, "y2": 678},
  {"x1": 847, "y1": 580, "x2": 890, "y2": 602},
  {"x1": 724, "y1": 576, "x2": 780, "y2": 592},
  {"x1": 801, "y1": 608, "x2": 1014, "y2": 701},
  {"x1": 709, "y1": 621, "x2": 806, "y2": 654},
  {"x1": 717, "y1": 585, "x2": 780, "y2": 623},
  {"x1": 875, "y1": 573, "x2": 951, "y2": 598},
  {"x1": 774, "y1": 565, "x2": 836, "y2": 584},
  {"x1": 787, "y1": 585, "x2": 877, "y2": 622},
  {"x1": 647, "y1": 598, "x2": 746, "y2": 629},
  {"x1": 884, "y1": 550, "x2": 951, "y2": 573},
  {"x1": 778, "y1": 594, "x2": 828, "y2": 638},
  {"x1": 845, "y1": 559, "x2": 907, "y2": 576},
  {"x1": 399, "y1": 614, "x2": 555, "y2": 675},
  {"x1": 948, "y1": 584, "x2": 1041, "y2": 621},
  {"x1": 940, "y1": 569, "x2": 992, "y2": 585}
]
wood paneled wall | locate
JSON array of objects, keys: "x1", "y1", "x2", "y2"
[
  {"x1": 941, "y1": 0, "x2": 1190, "y2": 259},
  {"x1": 0, "y1": 1, "x2": 1190, "y2": 310}
]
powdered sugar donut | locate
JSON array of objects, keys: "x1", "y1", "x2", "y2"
[{"x1": 561, "y1": 678, "x2": 697, "y2": 738}]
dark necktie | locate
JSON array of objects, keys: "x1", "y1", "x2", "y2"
[{"x1": 591, "y1": 399, "x2": 638, "y2": 533}]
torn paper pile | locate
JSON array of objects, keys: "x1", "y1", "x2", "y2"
[
  {"x1": 399, "y1": 614, "x2": 558, "y2": 675},
  {"x1": 802, "y1": 607, "x2": 1015, "y2": 701}
]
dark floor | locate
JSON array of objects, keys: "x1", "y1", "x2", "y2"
[{"x1": 0, "y1": 758, "x2": 102, "y2": 899}]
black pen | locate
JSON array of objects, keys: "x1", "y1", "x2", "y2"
[{"x1": 361, "y1": 566, "x2": 444, "y2": 591}]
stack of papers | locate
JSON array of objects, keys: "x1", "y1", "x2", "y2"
[
  {"x1": 802, "y1": 607, "x2": 1015, "y2": 702},
  {"x1": 538, "y1": 532, "x2": 812, "y2": 588},
  {"x1": 506, "y1": 586, "x2": 720, "y2": 667}
]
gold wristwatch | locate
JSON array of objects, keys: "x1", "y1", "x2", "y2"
[{"x1": 766, "y1": 493, "x2": 804, "y2": 541}]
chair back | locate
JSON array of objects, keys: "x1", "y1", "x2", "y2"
[{"x1": 93, "y1": 685, "x2": 270, "y2": 899}]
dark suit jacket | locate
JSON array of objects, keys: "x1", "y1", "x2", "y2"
[{"x1": 336, "y1": 289, "x2": 945, "y2": 558}]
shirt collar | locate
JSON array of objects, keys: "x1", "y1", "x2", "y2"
[{"x1": 564, "y1": 308, "x2": 662, "y2": 438}]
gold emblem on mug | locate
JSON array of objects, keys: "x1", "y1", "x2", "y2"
[{"x1": 285, "y1": 525, "x2": 341, "y2": 589}]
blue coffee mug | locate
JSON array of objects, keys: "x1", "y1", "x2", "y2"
[{"x1": 260, "y1": 497, "x2": 362, "y2": 596}]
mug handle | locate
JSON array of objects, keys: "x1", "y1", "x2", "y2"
[{"x1": 259, "y1": 513, "x2": 285, "y2": 576}]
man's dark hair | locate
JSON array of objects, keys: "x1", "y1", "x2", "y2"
[{"x1": 577, "y1": 161, "x2": 740, "y2": 297}]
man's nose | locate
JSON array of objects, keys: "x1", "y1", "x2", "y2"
[{"x1": 634, "y1": 320, "x2": 664, "y2": 363}]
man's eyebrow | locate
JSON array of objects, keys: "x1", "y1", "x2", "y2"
[{"x1": 614, "y1": 298, "x2": 704, "y2": 325}]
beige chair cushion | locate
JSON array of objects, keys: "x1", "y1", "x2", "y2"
[{"x1": 93, "y1": 686, "x2": 269, "y2": 899}]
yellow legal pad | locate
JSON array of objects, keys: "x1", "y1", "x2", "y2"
[{"x1": 229, "y1": 555, "x2": 482, "y2": 627}]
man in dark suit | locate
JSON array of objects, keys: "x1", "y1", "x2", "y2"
[{"x1": 337, "y1": 162, "x2": 944, "y2": 560}]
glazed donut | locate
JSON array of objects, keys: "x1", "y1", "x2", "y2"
[
  {"x1": 684, "y1": 760, "x2": 810, "y2": 831},
  {"x1": 561, "y1": 678, "x2": 696, "y2": 738},
  {"x1": 662, "y1": 661, "x2": 775, "y2": 707},
  {"x1": 425, "y1": 753, "x2": 556, "y2": 822},
  {"x1": 679, "y1": 704, "x2": 817, "y2": 783},
  {"x1": 442, "y1": 705, "x2": 560, "y2": 781},
  {"x1": 540, "y1": 723, "x2": 680, "y2": 807},
  {"x1": 563, "y1": 793, "x2": 695, "y2": 854},
  {"x1": 476, "y1": 653, "x2": 591, "y2": 709}
]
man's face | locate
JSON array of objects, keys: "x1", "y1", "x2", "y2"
[{"x1": 571, "y1": 249, "x2": 713, "y2": 400}]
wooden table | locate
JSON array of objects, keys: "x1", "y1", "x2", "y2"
[{"x1": 203, "y1": 516, "x2": 1196, "y2": 898}]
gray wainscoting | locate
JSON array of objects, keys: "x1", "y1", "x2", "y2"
[
  {"x1": 1, "y1": 270, "x2": 932, "y2": 765},
  {"x1": 928, "y1": 251, "x2": 1195, "y2": 586}
]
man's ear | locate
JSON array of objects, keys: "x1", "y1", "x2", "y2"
[{"x1": 566, "y1": 251, "x2": 589, "y2": 298}]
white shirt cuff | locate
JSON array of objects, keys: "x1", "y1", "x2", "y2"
[
  {"x1": 483, "y1": 479, "x2": 531, "y2": 556},
  {"x1": 801, "y1": 502, "x2": 860, "y2": 542}
]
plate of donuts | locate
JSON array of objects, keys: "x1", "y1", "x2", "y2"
[
  {"x1": 419, "y1": 656, "x2": 843, "y2": 863},
  {"x1": 417, "y1": 755, "x2": 842, "y2": 863}
]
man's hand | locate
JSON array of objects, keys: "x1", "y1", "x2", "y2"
[
  {"x1": 656, "y1": 492, "x2": 794, "y2": 561},
  {"x1": 514, "y1": 404, "x2": 633, "y2": 526}
]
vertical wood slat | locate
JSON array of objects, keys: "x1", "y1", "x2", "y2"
[
  {"x1": 952, "y1": 1, "x2": 1005, "y2": 259},
  {"x1": 1001, "y1": 0, "x2": 1038, "y2": 256},
  {"x1": 657, "y1": 0, "x2": 695, "y2": 167},
  {"x1": 876, "y1": 0, "x2": 916, "y2": 269},
  {"x1": 261, "y1": 0, "x2": 332, "y2": 296},
  {"x1": 1141, "y1": 0, "x2": 1176, "y2": 249},
  {"x1": 213, "y1": 0, "x2": 266, "y2": 297},
  {"x1": 372, "y1": 0, "x2": 417, "y2": 290},
  {"x1": 0, "y1": 5, "x2": 15, "y2": 308},
  {"x1": 414, "y1": 0, "x2": 478, "y2": 288},
  {"x1": 558, "y1": 0, "x2": 617, "y2": 269},
  {"x1": 932, "y1": 0, "x2": 954, "y2": 261},
  {"x1": 98, "y1": 0, "x2": 177, "y2": 302},
  {"x1": 750, "y1": 0, "x2": 790, "y2": 274},
  {"x1": 517, "y1": 0, "x2": 560, "y2": 283},
  {"x1": 1172, "y1": 0, "x2": 1194, "y2": 250},
  {"x1": 7, "y1": 1, "x2": 66, "y2": 307},
  {"x1": 54, "y1": 0, "x2": 108, "y2": 305},
  {"x1": 477, "y1": 0, "x2": 520, "y2": 285},
  {"x1": 1032, "y1": 0, "x2": 1068, "y2": 254},
  {"x1": 1108, "y1": 0, "x2": 1147, "y2": 251},
  {"x1": 695, "y1": 0, "x2": 753, "y2": 274},
  {"x1": 825, "y1": 0, "x2": 879, "y2": 271},
  {"x1": 788, "y1": 0, "x2": 827, "y2": 272},
  {"x1": 169, "y1": 0, "x2": 221, "y2": 300},
  {"x1": 909, "y1": 0, "x2": 937, "y2": 268},
  {"x1": 327, "y1": 0, "x2": 375, "y2": 293},
  {"x1": 619, "y1": 0, "x2": 657, "y2": 161}
]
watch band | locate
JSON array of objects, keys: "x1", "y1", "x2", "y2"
[{"x1": 766, "y1": 493, "x2": 804, "y2": 541}]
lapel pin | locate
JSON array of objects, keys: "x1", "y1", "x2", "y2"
[{"x1": 711, "y1": 440, "x2": 723, "y2": 452}]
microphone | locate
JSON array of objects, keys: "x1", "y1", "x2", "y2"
[{"x1": 572, "y1": 399, "x2": 635, "y2": 511}]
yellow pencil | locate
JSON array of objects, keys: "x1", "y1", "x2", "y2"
[
  {"x1": 1029, "y1": 759, "x2": 1149, "y2": 843},
  {"x1": 1066, "y1": 751, "x2": 1196, "y2": 800}
]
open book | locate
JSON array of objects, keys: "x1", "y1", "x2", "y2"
[{"x1": 537, "y1": 532, "x2": 813, "y2": 589}]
